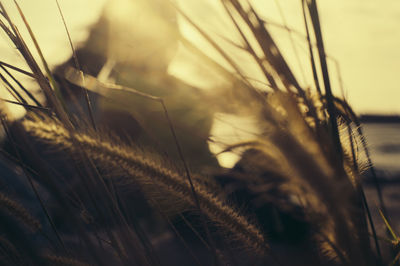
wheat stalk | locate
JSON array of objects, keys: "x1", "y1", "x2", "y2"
[{"x1": 22, "y1": 116, "x2": 268, "y2": 255}]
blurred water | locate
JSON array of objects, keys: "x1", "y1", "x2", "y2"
[
  {"x1": 362, "y1": 123, "x2": 400, "y2": 238},
  {"x1": 362, "y1": 123, "x2": 400, "y2": 179}
]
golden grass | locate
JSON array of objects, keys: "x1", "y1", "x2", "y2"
[
  {"x1": 22, "y1": 115, "x2": 268, "y2": 255},
  {"x1": 0, "y1": 0, "x2": 390, "y2": 265}
]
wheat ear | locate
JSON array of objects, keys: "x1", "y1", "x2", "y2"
[{"x1": 22, "y1": 117, "x2": 268, "y2": 255}]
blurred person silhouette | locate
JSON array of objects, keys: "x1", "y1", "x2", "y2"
[{"x1": 54, "y1": 0, "x2": 218, "y2": 172}]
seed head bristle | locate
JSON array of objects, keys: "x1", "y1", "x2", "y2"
[
  {"x1": 22, "y1": 116, "x2": 268, "y2": 255},
  {"x1": 0, "y1": 192, "x2": 42, "y2": 232}
]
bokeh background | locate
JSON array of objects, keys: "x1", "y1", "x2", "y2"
[
  {"x1": 0, "y1": 0, "x2": 399, "y2": 170},
  {"x1": 1, "y1": 0, "x2": 399, "y2": 115}
]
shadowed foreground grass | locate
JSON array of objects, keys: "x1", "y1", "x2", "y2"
[{"x1": 0, "y1": 0, "x2": 395, "y2": 265}]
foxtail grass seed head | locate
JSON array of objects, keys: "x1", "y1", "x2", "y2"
[
  {"x1": 22, "y1": 115, "x2": 268, "y2": 255},
  {"x1": 0, "y1": 192, "x2": 42, "y2": 232}
]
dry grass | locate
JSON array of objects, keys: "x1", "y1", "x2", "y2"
[
  {"x1": 22, "y1": 115, "x2": 268, "y2": 255},
  {"x1": 0, "y1": 0, "x2": 392, "y2": 265},
  {"x1": 0, "y1": 192, "x2": 42, "y2": 232}
]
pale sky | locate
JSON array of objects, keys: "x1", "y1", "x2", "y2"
[
  {"x1": 0, "y1": 0, "x2": 399, "y2": 115},
  {"x1": 317, "y1": 0, "x2": 400, "y2": 114}
]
